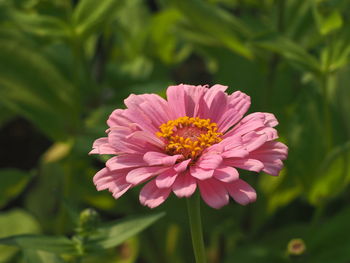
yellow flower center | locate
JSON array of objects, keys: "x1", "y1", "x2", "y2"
[{"x1": 156, "y1": 116, "x2": 222, "y2": 160}]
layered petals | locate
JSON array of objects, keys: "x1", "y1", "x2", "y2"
[
  {"x1": 226, "y1": 179, "x2": 257, "y2": 205},
  {"x1": 90, "y1": 84, "x2": 288, "y2": 208},
  {"x1": 198, "y1": 179, "x2": 229, "y2": 209},
  {"x1": 140, "y1": 180, "x2": 171, "y2": 208}
]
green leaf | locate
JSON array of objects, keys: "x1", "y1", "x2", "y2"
[
  {"x1": 0, "y1": 169, "x2": 32, "y2": 209},
  {"x1": 259, "y1": 170, "x2": 302, "y2": 214},
  {"x1": 173, "y1": 0, "x2": 253, "y2": 59},
  {"x1": 0, "y1": 40, "x2": 78, "y2": 140},
  {"x1": 85, "y1": 212, "x2": 165, "y2": 251},
  {"x1": 73, "y1": 0, "x2": 123, "y2": 38},
  {"x1": 313, "y1": 5, "x2": 343, "y2": 35},
  {"x1": 22, "y1": 250, "x2": 65, "y2": 263},
  {"x1": 0, "y1": 235, "x2": 76, "y2": 254},
  {"x1": 253, "y1": 34, "x2": 321, "y2": 75},
  {"x1": 307, "y1": 207, "x2": 350, "y2": 263},
  {"x1": 0, "y1": 209, "x2": 40, "y2": 262},
  {"x1": 9, "y1": 11, "x2": 69, "y2": 38},
  {"x1": 308, "y1": 141, "x2": 350, "y2": 205}
]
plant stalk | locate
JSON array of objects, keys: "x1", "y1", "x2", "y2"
[{"x1": 186, "y1": 191, "x2": 207, "y2": 263}]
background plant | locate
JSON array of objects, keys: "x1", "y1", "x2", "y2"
[{"x1": 0, "y1": 0, "x2": 349, "y2": 262}]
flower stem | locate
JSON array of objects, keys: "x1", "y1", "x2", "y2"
[{"x1": 186, "y1": 191, "x2": 207, "y2": 263}]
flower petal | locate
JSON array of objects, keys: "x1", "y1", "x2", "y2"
[
  {"x1": 167, "y1": 84, "x2": 207, "y2": 118},
  {"x1": 190, "y1": 166, "x2": 214, "y2": 180},
  {"x1": 90, "y1": 137, "x2": 116, "y2": 154},
  {"x1": 198, "y1": 179, "x2": 229, "y2": 209},
  {"x1": 213, "y1": 166, "x2": 239, "y2": 183},
  {"x1": 126, "y1": 166, "x2": 167, "y2": 185},
  {"x1": 207, "y1": 90, "x2": 227, "y2": 123},
  {"x1": 156, "y1": 169, "x2": 178, "y2": 188},
  {"x1": 124, "y1": 94, "x2": 172, "y2": 127},
  {"x1": 226, "y1": 179, "x2": 256, "y2": 205},
  {"x1": 93, "y1": 168, "x2": 132, "y2": 199},
  {"x1": 106, "y1": 155, "x2": 145, "y2": 171},
  {"x1": 217, "y1": 108, "x2": 242, "y2": 133},
  {"x1": 204, "y1": 84, "x2": 228, "y2": 107},
  {"x1": 174, "y1": 159, "x2": 191, "y2": 173},
  {"x1": 228, "y1": 91, "x2": 251, "y2": 116},
  {"x1": 143, "y1": 151, "x2": 182, "y2": 166},
  {"x1": 249, "y1": 141, "x2": 288, "y2": 176},
  {"x1": 242, "y1": 131, "x2": 268, "y2": 152},
  {"x1": 139, "y1": 180, "x2": 171, "y2": 208},
  {"x1": 172, "y1": 172, "x2": 197, "y2": 197},
  {"x1": 197, "y1": 154, "x2": 223, "y2": 170},
  {"x1": 107, "y1": 109, "x2": 131, "y2": 127},
  {"x1": 224, "y1": 158, "x2": 264, "y2": 172}
]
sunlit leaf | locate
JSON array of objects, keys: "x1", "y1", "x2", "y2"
[
  {"x1": 0, "y1": 209, "x2": 40, "y2": 262},
  {"x1": 0, "y1": 169, "x2": 32, "y2": 209},
  {"x1": 22, "y1": 250, "x2": 65, "y2": 263},
  {"x1": 0, "y1": 235, "x2": 76, "y2": 254},
  {"x1": 308, "y1": 141, "x2": 350, "y2": 205},
  {"x1": 85, "y1": 212, "x2": 165, "y2": 251},
  {"x1": 313, "y1": 5, "x2": 343, "y2": 35},
  {"x1": 253, "y1": 34, "x2": 321, "y2": 75},
  {"x1": 173, "y1": 0, "x2": 253, "y2": 59},
  {"x1": 0, "y1": 40, "x2": 78, "y2": 140},
  {"x1": 73, "y1": 0, "x2": 123, "y2": 38}
]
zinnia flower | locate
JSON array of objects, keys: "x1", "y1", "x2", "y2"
[{"x1": 90, "y1": 84, "x2": 288, "y2": 209}]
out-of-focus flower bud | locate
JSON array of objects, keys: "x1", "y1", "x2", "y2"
[
  {"x1": 287, "y1": 238, "x2": 306, "y2": 256},
  {"x1": 78, "y1": 208, "x2": 100, "y2": 233}
]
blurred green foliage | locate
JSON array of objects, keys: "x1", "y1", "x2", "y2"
[{"x1": 0, "y1": 0, "x2": 349, "y2": 262}]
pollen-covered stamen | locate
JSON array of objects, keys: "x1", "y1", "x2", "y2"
[{"x1": 156, "y1": 116, "x2": 222, "y2": 159}]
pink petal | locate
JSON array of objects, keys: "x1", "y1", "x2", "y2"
[
  {"x1": 224, "y1": 113, "x2": 264, "y2": 137},
  {"x1": 126, "y1": 131, "x2": 164, "y2": 149},
  {"x1": 213, "y1": 166, "x2": 239, "y2": 183},
  {"x1": 190, "y1": 166, "x2": 214, "y2": 180},
  {"x1": 256, "y1": 127, "x2": 278, "y2": 141},
  {"x1": 143, "y1": 151, "x2": 182, "y2": 166},
  {"x1": 108, "y1": 126, "x2": 147, "y2": 154},
  {"x1": 207, "y1": 91, "x2": 227, "y2": 123},
  {"x1": 126, "y1": 166, "x2": 167, "y2": 185},
  {"x1": 242, "y1": 132, "x2": 268, "y2": 152},
  {"x1": 224, "y1": 158, "x2": 264, "y2": 172},
  {"x1": 166, "y1": 84, "x2": 187, "y2": 118},
  {"x1": 184, "y1": 85, "x2": 208, "y2": 117},
  {"x1": 228, "y1": 91, "x2": 251, "y2": 116},
  {"x1": 249, "y1": 141, "x2": 288, "y2": 176},
  {"x1": 155, "y1": 169, "x2": 178, "y2": 188},
  {"x1": 204, "y1": 84, "x2": 228, "y2": 107},
  {"x1": 197, "y1": 154, "x2": 223, "y2": 170},
  {"x1": 106, "y1": 155, "x2": 145, "y2": 171},
  {"x1": 172, "y1": 172, "x2": 197, "y2": 197},
  {"x1": 139, "y1": 180, "x2": 171, "y2": 208},
  {"x1": 124, "y1": 94, "x2": 172, "y2": 127},
  {"x1": 198, "y1": 179, "x2": 229, "y2": 209},
  {"x1": 107, "y1": 109, "x2": 131, "y2": 127},
  {"x1": 93, "y1": 168, "x2": 132, "y2": 199},
  {"x1": 222, "y1": 149, "x2": 249, "y2": 159},
  {"x1": 226, "y1": 179, "x2": 256, "y2": 205},
  {"x1": 122, "y1": 107, "x2": 158, "y2": 134},
  {"x1": 263, "y1": 113, "x2": 278, "y2": 127},
  {"x1": 90, "y1": 137, "x2": 116, "y2": 155},
  {"x1": 174, "y1": 159, "x2": 191, "y2": 173},
  {"x1": 167, "y1": 84, "x2": 207, "y2": 118},
  {"x1": 217, "y1": 108, "x2": 242, "y2": 133}
]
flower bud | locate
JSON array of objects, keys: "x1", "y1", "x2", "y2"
[
  {"x1": 287, "y1": 238, "x2": 306, "y2": 256},
  {"x1": 78, "y1": 208, "x2": 100, "y2": 233}
]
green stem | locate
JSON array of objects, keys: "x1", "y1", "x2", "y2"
[{"x1": 187, "y1": 191, "x2": 207, "y2": 263}]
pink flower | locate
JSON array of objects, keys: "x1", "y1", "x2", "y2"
[{"x1": 90, "y1": 84, "x2": 288, "y2": 209}]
